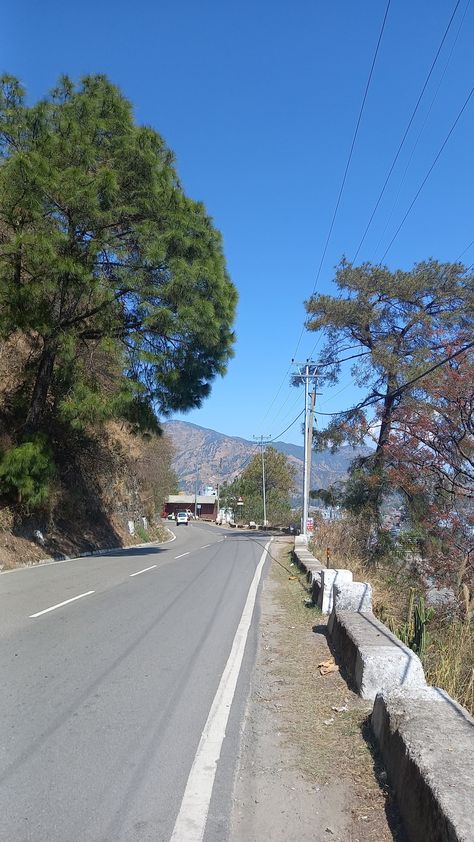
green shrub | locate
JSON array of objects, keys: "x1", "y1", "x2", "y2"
[
  {"x1": 135, "y1": 523, "x2": 149, "y2": 543},
  {"x1": 0, "y1": 435, "x2": 55, "y2": 508}
]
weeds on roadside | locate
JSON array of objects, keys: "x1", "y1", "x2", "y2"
[
  {"x1": 424, "y1": 615, "x2": 474, "y2": 714},
  {"x1": 310, "y1": 515, "x2": 474, "y2": 716},
  {"x1": 135, "y1": 524, "x2": 150, "y2": 543}
]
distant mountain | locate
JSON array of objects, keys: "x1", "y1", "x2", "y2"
[{"x1": 162, "y1": 420, "x2": 371, "y2": 503}]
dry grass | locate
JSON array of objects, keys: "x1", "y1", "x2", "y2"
[
  {"x1": 424, "y1": 617, "x2": 474, "y2": 714},
  {"x1": 266, "y1": 540, "x2": 405, "y2": 841},
  {"x1": 310, "y1": 516, "x2": 474, "y2": 716}
]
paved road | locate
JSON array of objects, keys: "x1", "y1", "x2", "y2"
[{"x1": 0, "y1": 523, "x2": 271, "y2": 841}]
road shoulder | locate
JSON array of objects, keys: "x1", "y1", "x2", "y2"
[{"x1": 229, "y1": 538, "x2": 405, "y2": 842}]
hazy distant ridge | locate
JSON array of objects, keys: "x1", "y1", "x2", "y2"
[{"x1": 162, "y1": 420, "x2": 371, "y2": 502}]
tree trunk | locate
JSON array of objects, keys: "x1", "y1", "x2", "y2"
[
  {"x1": 373, "y1": 375, "x2": 399, "y2": 477},
  {"x1": 26, "y1": 340, "x2": 57, "y2": 432}
]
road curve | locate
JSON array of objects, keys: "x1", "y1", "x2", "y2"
[{"x1": 0, "y1": 523, "x2": 271, "y2": 842}]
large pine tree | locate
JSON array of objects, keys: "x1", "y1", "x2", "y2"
[{"x1": 0, "y1": 74, "x2": 237, "y2": 432}]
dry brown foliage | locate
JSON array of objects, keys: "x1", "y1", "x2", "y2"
[{"x1": 310, "y1": 514, "x2": 474, "y2": 716}]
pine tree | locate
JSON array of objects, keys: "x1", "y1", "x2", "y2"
[
  {"x1": 305, "y1": 259, "x2": 473, "y2": 526},
  {"x1": 0, "y1": 75, "x2": 237, "y2": 432}
]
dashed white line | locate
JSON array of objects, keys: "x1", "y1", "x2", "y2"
[
  {"x1": 200, "y1": 544, "x2": 211, "y2": 549},
  {"x1": 175, "y1": 552, "x2": 190, "y2": 559},
  {"x1": 169, "y1": 540, "x2": 270, "y2": 842},
  {"x1": 29, "y1": 590, "x2": 95, "y2": 618},
  {"x1": 129, "y1": 564, "x2": 157, "y2": 577}
]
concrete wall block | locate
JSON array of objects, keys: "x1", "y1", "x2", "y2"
[
  {"x1": 372, "y1": 689, "x2": 474, "y2": 842},
  {"x1": 309, "y1": 569, "x2": 323, "y2": 604},
  {"x1": 318, "y1": 568, "x2": 353, "y2": 614},
  {"x1": 333, "y1": 581, "x2": 372, "y2": 612},
  {"x1": 329, "y1": 611, "x2": 426, "y2": 700},
  {"x1": 355, "y1": 644, "x2": 426, "y2": 700}
]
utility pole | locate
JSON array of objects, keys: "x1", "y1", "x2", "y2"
[
  {"x1": 253, "y1": 435, "x2": 271, "y2": 527},
  {"x1": 293, "y1": 360, "x2": 317, "y2": 539},
  {"x1": 306, "y1": 386, "x2": 317, "y2": 518},
  {"x1": 194, "y1": 460, "x2": 199, "y2": 518}
]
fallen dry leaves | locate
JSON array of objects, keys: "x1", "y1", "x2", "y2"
[{"x1": 318, "y1": 657, "x2": 339, "y2": 676}]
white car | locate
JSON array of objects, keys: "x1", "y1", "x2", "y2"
[{"x1": 175, "y1": 511, "x2": 189, "y2": 526}]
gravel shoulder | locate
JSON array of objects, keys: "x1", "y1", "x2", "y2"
[{"x1": 229, "y1": 538, "x2": 406, "y2": 842}]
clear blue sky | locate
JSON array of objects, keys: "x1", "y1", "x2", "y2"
[{"x1": 3, "y1": 0, "x2": 473, "y2": 445}]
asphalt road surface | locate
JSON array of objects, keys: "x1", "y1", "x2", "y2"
[{"x1": 0, "y1": 523, "x2": 271, "y2": 842}]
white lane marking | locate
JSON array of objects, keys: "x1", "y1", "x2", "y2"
[
  {"x1": 129, "y1": 564, "x2": 157, "y2": 577},
  {"x1": 169, "y1": 540, "x2": 271, "y2": 842},
  {"x1": 200, "y1": 544, "x2": 211, "y2": 549},
  {"x1": 29, "y1": 590, "x2": 95, "y2": 618},
  {"x1": 175, "y1": 552, "x2": 190, "y2": 559}
]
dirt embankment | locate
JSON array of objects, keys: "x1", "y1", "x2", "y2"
[
  {"x1": 0, "y1": 420, "x2": 173, "y2": 570},
  {"x1": 230, "y1": 539, "x2": 405, "y2": 842}
]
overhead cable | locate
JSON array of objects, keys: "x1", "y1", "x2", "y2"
[
  {"x1": 352, "y1": 0, "x2": 463, "y2": 263},
  {"x1": 313, "y1": 340, "x2": 474, "y2": 417},
  {"x1": 310, "y1": 0, "x2": 391, "y2": 297},
  {"x1": 290, "y1": 0, "x2": 392, "y2": 365},
  {"x1": 260, "y1": 0, "x2": 396, "y2": 429},
  {"x1": 380, "y1": 85, "x2": 474, "y2": 262},
  {"x1": 268, "y1": 408, "x2": 305, "y2": 443},
  {"x1": 372, "y1": 0, "x2": 470, "y2": 260}
]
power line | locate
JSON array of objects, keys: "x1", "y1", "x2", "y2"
[
  {"x1": 269, "y1": 389, "x2": 302, "y2": 430},
  {"x1": 268, "y1": 408, "x2": 305, "y2": 443},
  {"x1": 289, "y1": 0, "x2": 391, "y2": 365},
  {"x1": 309, "y1": 3, "x2": 467, "y2": 362},
  {"x1": 352, "y1": 0, "x2": 463, "y2": 263},
  {"x1": 456, "y1": 239, "x2": 474, "y2": 261},
  {"x1": 313, "y1": 340, "x2": 474, "y2": 417},
  {"x1": 310, "y1": 0, "x2": 392, "y2": 297},
  {"x1": 258, "y1": 361, "x2": 293, "y2": 427},
  {"x1": 227, "y1": 409, "x2": 306, "y2": 491},
  {"x1": 372, "y1": 0, "x2": 470, "y2": 261},
  {"x1": 380, "y1": 85, "x2": 474, "y2": 262}
]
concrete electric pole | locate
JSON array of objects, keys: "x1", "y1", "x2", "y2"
[
  {"x1": 253, "y1": 435, "x2": 271, "y2": 527},
  {"x1": 293, "y1": 361, "x2": 317, "y2": 539}
]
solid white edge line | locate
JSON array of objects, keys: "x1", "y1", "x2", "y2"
[
  {"x1": 169, "y1": 539, "x2": 271, "y2": 842},
  {"x1": 29, "y1": 590, "x2": 95, "y2": 618},
  {"x1": 129, "y1": 564, "x2": 157, "y2": 577},
  {"x1": 175, "y1": 552, "x2": 190, "y2": 559}
]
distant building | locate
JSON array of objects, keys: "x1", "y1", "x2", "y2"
[
  {"x1": 163, "y1": 495, "x2": 217, "y2": 521},
  {"x1": 319, "y1": 506, "x2": 343, "y2": 522}
]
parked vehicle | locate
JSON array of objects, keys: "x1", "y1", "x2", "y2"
[
  {"x1": 175, "y1": 511, "x2": 189, "y2": 526},
  {"x1": 167, "y1": 513, "x2": 175, "y2": 520}
]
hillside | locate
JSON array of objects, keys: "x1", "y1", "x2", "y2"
[
  {"x1": 0, "y1": 328, "x2": 180, "y2": 569},
  {"x1": 162, "y1": 420, "x2": 371, "y2": 501}
]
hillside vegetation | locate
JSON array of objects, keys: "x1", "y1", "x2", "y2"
[
  {"x1": 306, "y1": 259, "x2": 473, "y2": 713},
  {"x1": 0, "y1": 75, "x2": 236, "y2": 565}
]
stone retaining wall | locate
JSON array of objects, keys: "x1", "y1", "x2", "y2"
[{"x1": 292, "y1": 536, "x2": 474, "y2": 842}]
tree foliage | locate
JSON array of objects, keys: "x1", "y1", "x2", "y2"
[
  {"x1": 306, "y1": 259, "x2": 473, "y2": 522},
  {"x1": 0, "y1": 74, "x2": 237, "y2": 432},
  {"x1": 221, "y1": 447, "x2": 296, "y2": 525},
  {"x1": 387, "y1": 350, "x2": 474, "y2": 590},
  {"x1": 0, "y1": 434, "x2": 55, "y2": 508}
]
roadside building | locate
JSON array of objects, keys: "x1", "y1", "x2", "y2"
[{"x1": 163, "y1": 494, "x2": 217, "y2": 521}]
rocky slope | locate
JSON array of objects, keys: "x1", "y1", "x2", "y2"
[{"x1": 162, "y1": 420, "x2": 371, "y2": 501}]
